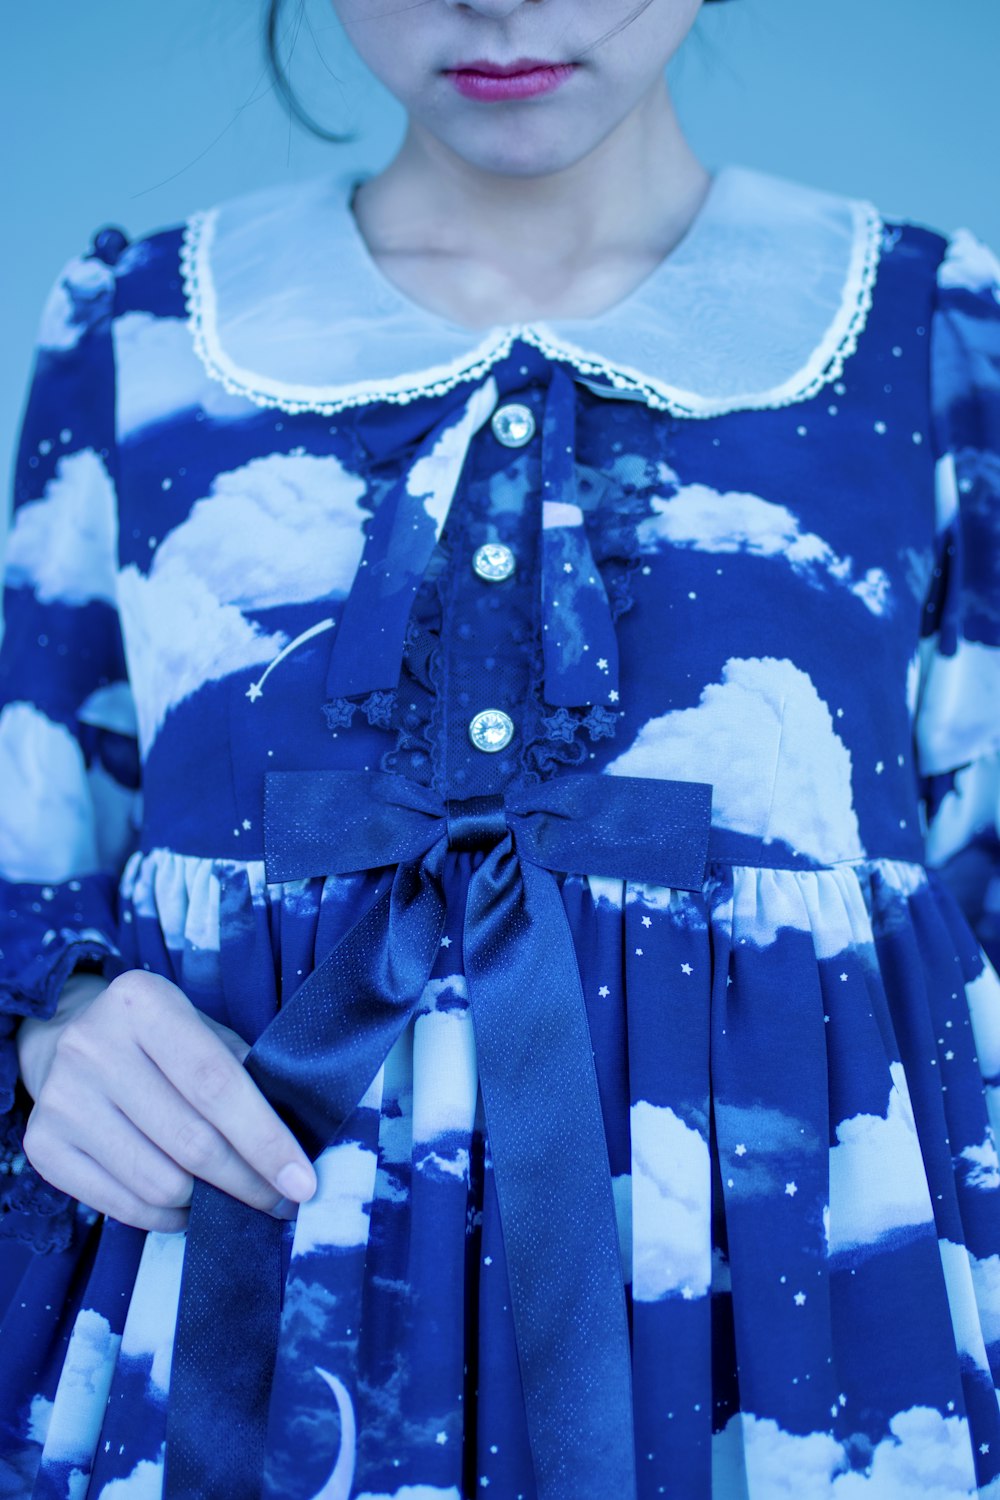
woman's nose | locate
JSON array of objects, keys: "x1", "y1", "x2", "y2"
[{"x1": 443, "y1": 0, "x2": 543, "y2": 18}]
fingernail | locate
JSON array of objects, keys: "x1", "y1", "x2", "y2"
[{"x1": 276, "y1": 1163, "x2": 315, "y2": 1202}]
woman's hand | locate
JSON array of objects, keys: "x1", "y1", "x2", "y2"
[{"x1": 16, "y1": 969, "x2": 317, "y2": 1234}]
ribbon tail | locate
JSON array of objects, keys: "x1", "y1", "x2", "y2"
[
  {"x1": 325, "y1": 379, "x2": 498, "y2": 702},
  {"x1": 165, "y1": 1184, "x2": 283, "y2": 1500},
  {"x1": 165, "y1": 857, "x2": 448, "y2": 1500},
  {"x1": 465, "y1": 841, "x2": 638, "y2": 1500},
  {"x1": 540, "y1": 364, "x2": 621, "y2": 707}
]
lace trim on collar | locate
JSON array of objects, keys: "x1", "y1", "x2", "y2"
[{"x1": 180, "y1": 166, "x2": 884, "y2": 421}]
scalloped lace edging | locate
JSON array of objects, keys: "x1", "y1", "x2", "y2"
[{"x1": 180, "y1": 198, "x2": 885, "y2": 422}]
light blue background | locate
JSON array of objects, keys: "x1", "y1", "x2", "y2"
[{"x1": 3, "y1": 0, "x2": 998, "y2": 525}]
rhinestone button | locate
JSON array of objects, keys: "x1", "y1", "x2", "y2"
[
  {"x1": 472, "y1": 542, "x2": 517, "y2": 583},
  {"x1": 491, "y1": 403, "x2": 536, "y2": 448},
  {"x1": 468, "y1": 709, "x2": 515, "y2": 753}
]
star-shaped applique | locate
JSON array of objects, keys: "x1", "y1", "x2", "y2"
[
  {"x1": 681, "y1": 962, "x2": 693, "y2": 975},
  {"x1": 323, "y1": 698, "x2": 357, "y2": 730},
  {"x1": 785, "y1": 1181, "x2": 798, "y2": 1196},
  {"x1": 363, "y1": 690, "x2": 396, "y2": 728},
  {"x1": 793, "y1": 1291, "x2": 806, "y2": 1306},
  {"x1": 598, "y1": 985, "x2": 610, "y2": 998},
  {"x1": 541, "y1": 706, "x2": 578, "y2": 743},
  {"x1": 583, "y1": 704, "x2": 618, "y2": 741}
]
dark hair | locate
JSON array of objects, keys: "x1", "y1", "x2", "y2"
[
  {"x1": 264, "y1": 0, "x2": 357, "y2": 144},
  {"x1": 263, "y1": 0, "x2": 733, "y2": 143}
]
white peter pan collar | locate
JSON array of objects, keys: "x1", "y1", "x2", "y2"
[{"x1": 180, "y1": 162, "x2": 883, "y2": 420}]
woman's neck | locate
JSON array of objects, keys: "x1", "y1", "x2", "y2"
[{"x1": 350, "y1": 82, "x2": 710, "y2": 328}]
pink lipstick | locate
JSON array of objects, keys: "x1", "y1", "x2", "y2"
[{"x1": 444, "y1": 59, "x2": 578, "y2": 102}]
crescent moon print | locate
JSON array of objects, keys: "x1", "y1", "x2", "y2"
[{"x1": 305, "y1": 1366, "x2": 357, "y2": 1500}]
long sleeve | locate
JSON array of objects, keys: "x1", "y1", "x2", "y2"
[
  {"x1": 0, "y1": 228, "x2": 140, "y2": 1251},
  {"x1": 916, "y1": 228, "x2": 1000, "y2": 971}
]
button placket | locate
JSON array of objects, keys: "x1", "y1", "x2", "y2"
[{"x1": 443, "y1": 381, "x2": 545, "y2": 785}]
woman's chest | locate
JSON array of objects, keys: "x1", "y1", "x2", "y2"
[{"x1": 111, "y1": 337, "x2": 938, "y2": 863}]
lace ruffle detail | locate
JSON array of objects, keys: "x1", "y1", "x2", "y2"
[
  {"x1": 0, "y1": 898, "x2": 119, "y2": 1252},
  {"x1": 322, "y1": 562, "x2": 450, "y2": 794},
  {"x1": 0, "y1": 1086, "x2": 77, "y2": 1254}
]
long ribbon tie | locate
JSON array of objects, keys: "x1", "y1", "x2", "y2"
[{"x1": 164, "y1": 768, "x2": 712, "y2": 1500}]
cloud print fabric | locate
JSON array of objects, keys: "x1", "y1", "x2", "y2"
[{"x1": 0, "y1": 163, "x2": 1000, "y2": 1499}]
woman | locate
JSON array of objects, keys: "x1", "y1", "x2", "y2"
[{"x1": 1, "y1": 1, "x2": 999, "y2": 1495}]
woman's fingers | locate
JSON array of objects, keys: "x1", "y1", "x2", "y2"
[
  {"x1": 24, "y1": 1084, "x2": 300, "y2": 1228},
  {"x1": 21, "y1": 1107, "x2": 190, "y2": 1235},
  {"x1": 22, "y1": 970, "x2": 315, "y2": 1225},
  {"x1": 106, "y1": 972, "x2": 317, "y2": 1205},
  {"x1": 102, "y1": 1048, "x2": 292, "y2": 1215}
]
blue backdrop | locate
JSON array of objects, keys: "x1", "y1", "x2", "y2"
[{"x1": 2, "y1": 0, "x2": 998, "y2": 530}]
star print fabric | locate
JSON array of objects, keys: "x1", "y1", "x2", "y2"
[{"x1": 0, "y1": 186, "x2": 1000, "y2": 1500}]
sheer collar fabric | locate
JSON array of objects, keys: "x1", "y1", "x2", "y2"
[{"x1": 181, "y1": 162, "x2": 883, "y2": 419}]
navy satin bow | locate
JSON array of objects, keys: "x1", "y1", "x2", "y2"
[
  {"x1": 164, "y1": 769, "x2": 712, "y2": 1500},
  {"x1": 324, "y1": 363, "x2": 621, "y2": 710}
]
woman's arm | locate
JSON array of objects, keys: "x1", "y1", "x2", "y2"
[{"x1": 1, "y1": 232, "x2": 315, "y2": 1244}]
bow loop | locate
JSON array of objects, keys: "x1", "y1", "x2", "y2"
[{"x1": 263, "y1": 768, "x2": 445, "y2": 880}]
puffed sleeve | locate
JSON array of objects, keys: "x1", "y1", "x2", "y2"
[
  {"x1": 916, "y1": 228, "x2": 1000, "y2": 970},
  {"x1": 0, "y1": 228, "x2": 140, "y2": 1250}
]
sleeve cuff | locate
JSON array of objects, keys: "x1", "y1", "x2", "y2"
[{"x1": 0, "y1": 874, "x2": 120, "y2": 1252}]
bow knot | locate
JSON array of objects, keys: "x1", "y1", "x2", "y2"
[{"x1": 445, "y1": 791, "x2": 507, "y2": 851}]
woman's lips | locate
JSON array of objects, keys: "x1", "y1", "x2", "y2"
[{"x1": 444, "y1": 62, "x2": 578, "y2": 102}]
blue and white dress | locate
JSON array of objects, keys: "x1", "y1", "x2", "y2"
[{"x1": 1, "y1": 161, "x2": 999, "y2": 1500}]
